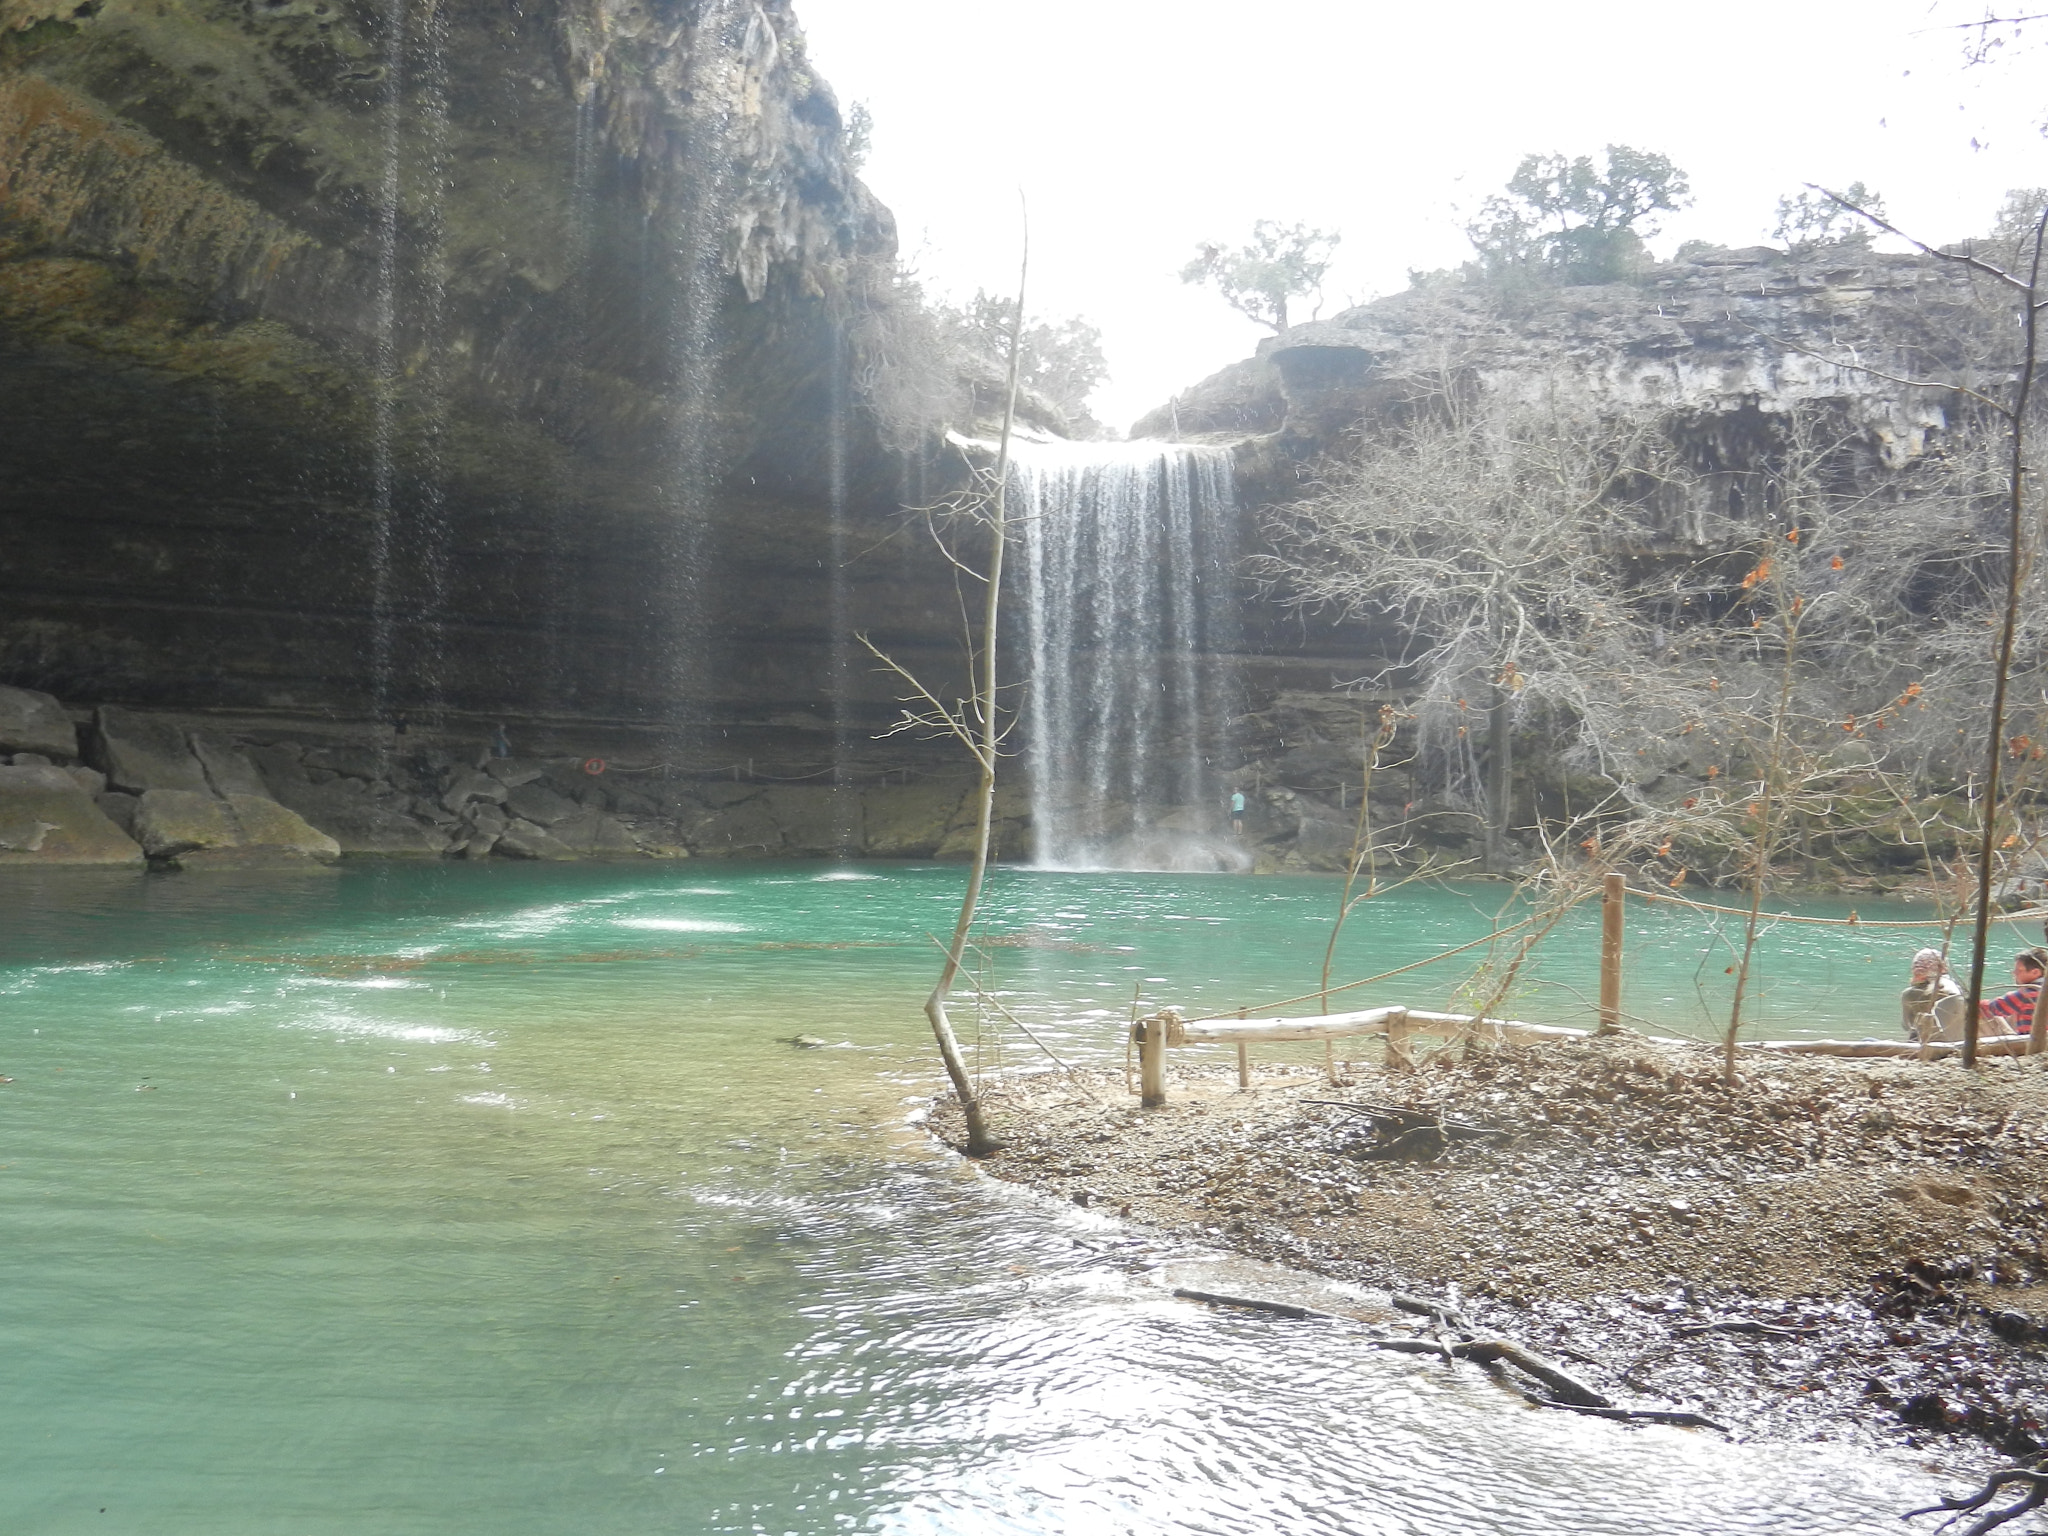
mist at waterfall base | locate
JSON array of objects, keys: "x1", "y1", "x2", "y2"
[
  {"x1": 1016, "y1": 439, "x2": 1243, "y2": 873},
  {"x1": 0, "y1": 861, "x2": 1980, "y2": 1533}
]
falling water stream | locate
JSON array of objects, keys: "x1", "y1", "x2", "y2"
[
  {"x1": 1016, "y1": 441, "x2": 1240, "y2": 871},
  {"x1": 364, "y1": 0, "x2": 454, "y2": 739},
  {"x1": 827, "y1": 318, "x2": 858, "y2": 854},
  {"x1": 0, "y1": 863, "x2": 1970, "y2": 1533}
]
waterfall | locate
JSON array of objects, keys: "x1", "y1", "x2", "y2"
[
  {"x1": 825, "y1": 318, "x2": 860, "y2": 855},
  {"x1": 1015, "y1": 440, "x2": 1240, "y2": 871},
  {"x1": 365, "y1": 0, "x2": 451, "y2": 742},
  {"x1": 652, "y1": 0, "x2": 747, "y2": 747}
]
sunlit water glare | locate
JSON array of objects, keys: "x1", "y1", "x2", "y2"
[{"x1": 0, "y1": 863, "x2": 1986, "y2": 1532}]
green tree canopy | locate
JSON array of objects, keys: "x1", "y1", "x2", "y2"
[
  {"x1": 1772, "y1": 182, "x2": 1886, "y2": 254},
  {"x1": 1467, "y1": 146, "x2": 1690, "y2": 285},
  {"x1": 943, "y1": 292, "x2": 1109, "y2": 427},
  {"x1": 1180, "y1": 221, "x2": 1341, "y2": 333}
]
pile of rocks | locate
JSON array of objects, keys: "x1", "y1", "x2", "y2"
[
  {"x1": 0, "y1": 687, "x2": 1026, "y2": 869},
  {"x1": 0, "y1": 689, "x2": 341, "y2": 869}
]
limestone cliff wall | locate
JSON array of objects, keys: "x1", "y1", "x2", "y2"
[
  {"x1": 1136, "y1": 247, "x2": 2017, "y2": 870},
  {"x1": 0, "y1": 0, "x2": 956, "y2": 760},
  {"x1": 1149, "y1": 245, "x2": 1997, "y2": 498},
  {"x1": 1142, "y1": 246, "x2": 2006, "y2": 677}
]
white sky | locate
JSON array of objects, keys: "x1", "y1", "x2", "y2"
[{"x1": 797, "y1": 0, "x2": 2046, "y2": 433}]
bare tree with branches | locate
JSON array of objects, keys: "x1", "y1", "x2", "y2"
[
  {"x1": 1267, "y1": 378, "x2": 1680, "y2": 873},
  {"x1": 1802, "y1": 185, "x2": 2048, "y2": 1065},
  {"x1": 856, "y1": 237, "x2": 1031, "y2": 1157}
]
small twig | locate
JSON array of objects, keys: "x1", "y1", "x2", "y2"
[
  {"x1": 1518, "y1": 1390, "x2": 1730, "y2": 1434},
  {"x1": 1670, "y1": 1317, "x2": 1819, "y2": 1339}
]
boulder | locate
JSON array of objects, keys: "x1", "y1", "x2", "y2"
[
  {"x1": 1290, "y1": 807, "x2": 1359, "y2": 870},
  {"x1": 607, "y1": 785, "x2": 657, "y2": 816},
  {"x1": 441, "y1": 768, "x2": 507, "y2": 814},
  {"x1": 0, "y1": 763, "x2": 143, "y2": 865},
  {"x1": 495, "y1": 818, "x2": 578, "y2": 860},
  {"x1": 268, "y1": 778, "x2": 447, "y2": 856},
  {"x1": 503, "y1": 781, "x2": 579, "y2": 826},
  {"x1": 95, "y1": 791, "x2": 139, "y2": 833},
  {"x1": 465, "y1": 802, "x2": 510, "y2": 838},
  {"x1": 859, "y1": 781, "x2": 970, "y2": 858},
  {"x1": 923, "y1": 779, "x2": 1028, "y2": 861},
  {"x1": 65, "y1": 764, "x2": 106, "y2": 796},
  {"x1": 174, "y1": 845, "x2": 342, "y2": 871},
  {"x1": 760, "y1": 785, "x2": 852, "y2": 856},
  {"x1": 131, "y1": 789, "x2": 240, "y2": 858},
  {"x1": 0, "y1": 685, "x2": 79, "y2": 760},
  {"x1": 303, "y1": 743, "x2": 391, "y2": 782},
  {"x1": 483, "y1": 757, "x2": 548, "y2": 788},
  {"x1": 696, "y1": 781, "x2": 764, "y2": 808},
  {"x1": 550, "y1": 810, "x2": 641, "y2": 856},
  {"x1": 191, "y1": 734, "x2": 271, "y2": 798},
  {"x1": 223, "y1": 795, "x2": 342, "y2": 862},
  {"x1": 92, "y1": 707, "x2": 209, "y2": 794},
  {"x1": 689, "y1": 796, "x2": 785, "y2": 855},
  {"x1": 246, "y1": 743, "x2": 310, "y2": 790}
]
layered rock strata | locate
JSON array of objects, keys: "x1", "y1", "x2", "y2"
[
  {"x1": 0, "y1": 0, "x2": 956, "y2": 750},
  {"x1": 0, "y1": 687, "x2": 1031, "y2": 865}
]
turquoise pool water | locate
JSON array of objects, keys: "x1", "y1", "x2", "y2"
[{"x1": 0, "y1": 863, "x2": 1985, "y2": 1533}]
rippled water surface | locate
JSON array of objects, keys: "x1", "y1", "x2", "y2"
[{"x1": 0, "y1": 863, "x2": 1981, "y2": 1532}]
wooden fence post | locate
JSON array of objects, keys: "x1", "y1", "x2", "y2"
[
  {"x1": 1139, "y1": 1014, "x2": 1168, "y2": 1108},
  {"x1": 1386, "y1": 1009, "x2": 1416, "y2": 1071},
  {"x1": 1599, "y1": 871, "x2": 1625, "y2": 1031}
]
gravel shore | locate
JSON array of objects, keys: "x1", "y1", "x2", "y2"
[{"x1": 934, "y1": 1031, "x2": 2048, "y2": 1459}]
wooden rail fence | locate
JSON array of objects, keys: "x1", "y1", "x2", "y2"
[{"x1": 1125, "y1": 873, "x2": 2040, "y2": 1106}]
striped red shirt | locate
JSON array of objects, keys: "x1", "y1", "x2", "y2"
[{"x1": 1984, "y1": 982, "x2": 2039, "y2": 1034}]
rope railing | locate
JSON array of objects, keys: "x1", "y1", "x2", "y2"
[
  {"x1": 1626, "y1": 885, "x2": 2048, "y2": 930},
  {"x1": 1184, "y1": 895, "x2": 1593, "y2": 1023}
]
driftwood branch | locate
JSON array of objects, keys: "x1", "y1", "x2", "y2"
[
  {"x1": 1179, "y1": 1280, "x2": 1733, "y2": 1434},
  {"x1": 1904, "y1": 1465, "x2": 2048, "y2": 1535},
  {"x1": 1516, "y1": 1392, "x2": 1731, "y2": 1433},
  {"x1": 1171, "y1": 1287, "x2": 1327, "y2": 1321},
  {"x1": 1455, "y1": 1338, "x2": 1611, "y2": 1407}
]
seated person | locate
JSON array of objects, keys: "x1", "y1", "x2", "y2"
[
  {"x1": 1901, "y1": 948, "x2": 1962, "y2": 1041},
  {"x1": 1920, "y1": 991, "x2": 2018, "y2": 1045},
  {"x1": 1981, "y1": 948, "x2": 2047, "y2": 1036}
]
